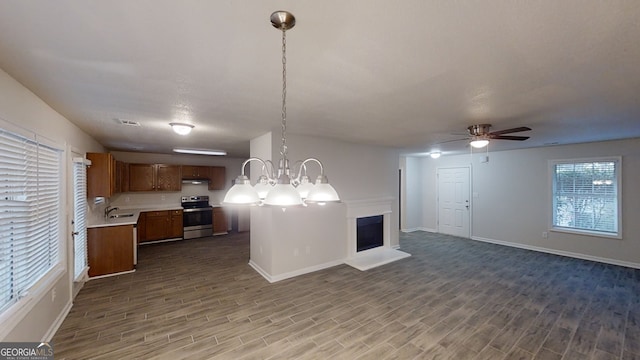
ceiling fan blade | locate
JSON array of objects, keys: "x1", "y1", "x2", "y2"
[
  {"x1": 490, "y1": 135, "x2": 530, "y2": 141},
  {"x1": 488, "y1": 126, "x2": 532, "y2": 136},
  {"x1": 434, "y1": 137, "x2": 470, "y2": 145}
]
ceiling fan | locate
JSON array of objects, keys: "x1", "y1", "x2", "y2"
[{"x1": 439, "y1": 124, "x2": 532, "y2": 148}]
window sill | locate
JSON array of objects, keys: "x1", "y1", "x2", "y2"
[
  {"x1": 551, "y1": 227, "x2": 621, "y2": 240},
  {"x1": 0, "y1": 263, "x2": 65, "y2": 340}
]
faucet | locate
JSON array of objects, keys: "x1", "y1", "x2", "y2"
[{"x1": 105, "y1": 206, "x2": 119, "y2": 219}]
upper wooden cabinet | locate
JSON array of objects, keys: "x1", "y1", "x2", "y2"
[
  {"x1": 87, "y1": 153, "x2": 116, "y2": 198},
  {"x1": 208, "y1": 166, "x2": 226, "y2": 190},
  {"x1": 128, "y1": 164, "x2": 181, "y2": 192},
  {"x1": 182, "y1": 165, "x2": 210, "y2": 180},
  {"x1": 156, "y1": 165, "x2": 181, "y2": 191},
  {"x1": 115, "y1": 160, "x2": 129, "y2": 193}
]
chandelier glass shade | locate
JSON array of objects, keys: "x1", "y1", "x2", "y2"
[{"x1": 223, "y1": 11, "x2": 340, "y2": 207}]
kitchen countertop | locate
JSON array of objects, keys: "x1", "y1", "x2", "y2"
[
  {"x1": 87, "y1": 206, "x2": 181, "y2": 229},
  {"x1": 87, "y1": 204, "x2": 223, "y2": 228}
]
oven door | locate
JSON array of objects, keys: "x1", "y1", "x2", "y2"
[{"x1": 183, "y1": 207, "x2": 213, "y2": 230}]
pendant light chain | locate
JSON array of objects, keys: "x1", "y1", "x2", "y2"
[
  {"x1": 280, "y1": 28, "x2": 288, "y2": 158},
  {"x1": 222, "y1": 11, "x2": 341, "y2": 207}
]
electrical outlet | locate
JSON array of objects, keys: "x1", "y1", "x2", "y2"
[
  {"x1": 293, "y1": 248, "x2": 299, "y2": 256},
  {"x1": 161, "y1": 195, "x2": 166, "y2": 201},
  {"x1": 125, "y1": 196, "x2": 130, "y2": 203},
  {"x1": 305, "y1": 245, "x2": 310, "y2": 255},
  {"x1": 51, "y1": 289, "x2": 56, "y2": 302},
  {"x1": 542, "y1": 231, "x2": 548, "y2": 239}
]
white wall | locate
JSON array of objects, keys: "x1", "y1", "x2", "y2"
[
  {"x1": 400, "y1": 156, "x2": 423, "y2": 231},
  {"x1": 416, "y1": 138, "x2": 640, "y2": 267},
  {"x1": 249, "y1": 131, "x2": 401, "y2": 281},
  {"x1": 0, "y1": 68, "x2": 104, "y2": 341}
]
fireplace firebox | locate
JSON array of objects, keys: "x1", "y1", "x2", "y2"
[{"x1": 356, "y1": 215, "x2": 384, "y2": 252}]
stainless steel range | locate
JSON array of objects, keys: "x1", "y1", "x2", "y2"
[{"x1": 181, "y1": 195, "x2": 213, "y2": 239}]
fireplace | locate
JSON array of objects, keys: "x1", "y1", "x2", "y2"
[
  {"x1": 344, "y1": 197, "x2": 410, "y2": 271},
  {"x1": 357, "y1": 215, "x2": 384, "y2": 252}
]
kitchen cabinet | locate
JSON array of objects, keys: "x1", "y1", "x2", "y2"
[
  {"x1": 213, "y1": 207, "x2": 228, "y2": 235},
  {"x1": 139, "y1": 209, "x2": 183, "y2": 243},
  {"x1": 144, "y1": 210, "x2": 170, "y2": 242},
  {"x1": 115, "y1": 160, "x2": 129, "y2": 193},
  {"x1": 87, "y1": 225, "x2": 134, "y2": 277},
  {"x1": 128, "y1": 163, "x2": 181, "y2": 192},
  {"x1": 182, "y1": 165, "x2": 210, "y2": 180},
  {"x1": 208, "y1": 166, "x2": 226, "y2": 190},
  {"x1": 169, "y1": 209, "x2": 183, "y2": 238},
  {"x1": 137, "y1": 212, "x2": 146, "y2": 244},
  {"x1": 86, "y1": 152, "x2": 116, "y2": 197}
]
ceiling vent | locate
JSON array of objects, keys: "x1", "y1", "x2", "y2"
[{"x1": 114, "y1": 118, "x2": 141, "y2": 127}]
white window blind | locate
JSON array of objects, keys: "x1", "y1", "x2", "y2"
[
  {"x1": 0, "y1": 128, "x2": 62, "y2": 313},
  {"x1": 552, "y1": 159, "x2": 620, "y2": 237},
  {"x1": 73, "y1": 158, "x2": 89, "y2": 281}
]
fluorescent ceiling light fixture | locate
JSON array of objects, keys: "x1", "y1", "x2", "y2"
[
  {"x1": 430, "y1": 152, "x2": 441, "y2": 159},
  {"x1": 173, "y1": 148, "x2": 227, "y2": 156},
  {"x1": 470, "y1": 139, "x2": 490, "y2": 148},
  {"x1": 223, "y1": 11, "x2": 340, "y2": 208},
  {"x1": 169, "y1": 122, "x2": 194, "y2": 135}
]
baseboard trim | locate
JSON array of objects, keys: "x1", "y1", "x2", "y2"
[
  {"x1": 248, "y1": 259, "x2": 344, "y2": 283},
  {"x1": 471, "y1": 236, "x2": 640, "y2": 270},
  {"x1": 88, "y1": 269, "x2": 136, "y2": 281},
  {"x1": 401, "y1": 227, "x2": 436, "y2": 233},
  {"x1": 43, "y1": 300, "x2": 72, "y2": 342}
]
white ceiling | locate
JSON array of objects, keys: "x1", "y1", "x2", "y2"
[{"x1": 0, "y1": 1, "x2": 639, "y2": 157}]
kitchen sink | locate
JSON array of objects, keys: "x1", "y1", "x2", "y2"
[{"x1": 109, "y1": 213, "x2": 134, "y2": 219}]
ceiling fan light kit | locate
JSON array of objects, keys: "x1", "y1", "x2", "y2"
[
  {"x1": 223, "y1": 11, "x2": 340, "y2": 208},
  {"x1": 170, "y1": 122, "x2": 194, "y2": 135},
  {"x1": 469, "y1": 138, "x2": 490, "y2": 148}
]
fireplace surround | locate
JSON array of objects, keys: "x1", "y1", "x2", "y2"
[{"x1": 344, "y1": 197, "x2": 410, "y2": 270}]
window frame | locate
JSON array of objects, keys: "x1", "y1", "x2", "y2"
[
  {"x1": 549, "y1": 156, "x2": 622, "y2": 239},
  {"x1": 0, "y1": 120, "x2": 65, "y2": 339}
]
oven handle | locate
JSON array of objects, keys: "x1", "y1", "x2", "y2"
[{"x1": 183, "y1": 207, "x2": 213, "y2": 213}]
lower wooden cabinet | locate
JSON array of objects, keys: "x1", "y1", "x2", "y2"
[
  {"x1": 169, "y1": 209, "x2": 183, "y2": 238},
  {"x1": 138, "y1": 209, "x2": 183, "y2": 243},
  {"x1": 213, "y1": 207, "x2": 227, "y2": 235},
  {"x1": 87, "y1": 225, "x2": 134, "y2": 277}
]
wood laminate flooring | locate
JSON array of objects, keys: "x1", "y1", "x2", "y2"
[{"x1": 53, "y1": 231, "x2": 640, "y2": 359}]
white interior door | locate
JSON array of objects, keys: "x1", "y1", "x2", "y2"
[{"x1": 437, "y1": 167, "x2": 470, "y2": 238}]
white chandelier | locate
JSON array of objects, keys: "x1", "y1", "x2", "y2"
[{"x1": 223, "y1": 11, "x2": 340, "y2": 207}]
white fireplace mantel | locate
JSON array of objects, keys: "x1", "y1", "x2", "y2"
[{"x1": 343, "y1": 197, "x2": 410, "y2": 271}]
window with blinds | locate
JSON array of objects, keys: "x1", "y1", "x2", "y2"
[
  {"x1": 0, "y1": 128, "x2": 62, "y2": 313},
  {"x1": 551, "y1": 158, "x2": 621, "y2": 237},
  {"x1": 73, "y1": 158, "x2": 89, "y2": 281}
]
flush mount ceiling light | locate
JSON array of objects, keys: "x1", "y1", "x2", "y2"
[
  {"x1": 469, "y1": 137, "x2": 490, "y2": 148},
  {"x1": 429, "y1": 152, "x2": 441, "y2": 159},
  {"x1": 223, "y1": 11, "x2": 340, "y2": 207},
  {"x1": 173, "y1": 148, "x2": 227, "y2": 156},
  {"x1": 170, "y1": 122, "x2": 194, "y2": 135}
]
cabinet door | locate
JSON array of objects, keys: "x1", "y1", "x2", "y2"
[
  {"x1": 117, "y1": 161, "x2": 129, "y2": 193},
  {"x1": 182, "y1": 165, "x2": 209, "y2": 179},
  {"x1": 87, "y1": 153, "x2": 115, "y2": 198},
  {"x1": 87, "y1": 225, "x2": 134, "y2": 277},
  {"x1": 208, "y1": 166, "x2": 226, "y2": 190},
  {"x1": 128, "y1": 164, "x2": 155, "y2": 191},
  {"x1": 213, "y1": 207, "x2": 228, "y2": 235},
  {"x1": 137, "y1": 212, "x2": 147, "y2": 243},
  {"x1": 145, "y1": 211, "x2": 169, "y2": 241},
  {"x1": 169, "y1": 210, "x2": 183, "y2": 238},
  {"x1": 157, "y1": 165, "x2": 182, "y2": 191}
]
